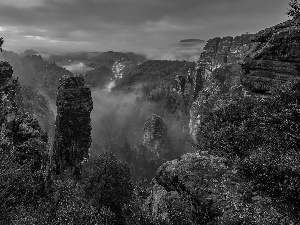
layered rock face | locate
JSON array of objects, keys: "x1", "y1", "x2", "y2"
[
  {"x1": 143, "y1": 114, "x2": 167, "y2": 157},
  {"x1": 189, "y1": 19, "x2": 300, "y2": 143},
  {"x1": 199, "y1": 34, "x2": 255, "y2": 70},
  {"x1": 241, "y1": 19, "x2": 300, "y2": 92},
  {"x1": 175, "y1": 66, "x2": 204, "y2": 101},
  {"x1": 52, "y1": 75, "x2": 93, "y2": 176},
  {"x1": 189, "y1": 34, "x2": 253, "y2": 143}
]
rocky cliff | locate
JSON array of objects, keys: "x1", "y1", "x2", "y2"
[
  {"x1": 188, "y1": 34, "x2": 254, "y2": 143},
  {"x1": 52, "y1": 75, "x2": 93, "y2": 176},
  {"x1": 175, "y1": 66, "x2": 204, "y2": 101},
  {"x1": 241, "y1": 19, "x2": 300, "y2": 92},
  {"x1": 189, "y1": 19, "x2": 300, "y2": 143},
  {"x1": 199, "y1": 34, "x2": 255, "y2": 70},
  {"x1": 0, "y1": 60, "x2": 55, "y2": 135},
  {"x1": 0, "y1": 61, "x2": 48, "y2": 171}
]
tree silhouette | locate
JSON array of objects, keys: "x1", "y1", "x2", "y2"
[
  {"x1": 0, "y1": 37, "x2": 4, "y2": 52},
  {"x1": 287, "y1": 0, "x2": 300, "y2": 19}
]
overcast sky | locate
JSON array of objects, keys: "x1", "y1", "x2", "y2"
[{"x1": 0, "y1": 0, "x2": 289, "y2": 59}]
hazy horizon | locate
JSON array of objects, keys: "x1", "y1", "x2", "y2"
[{"x1": 0, "y1": 0, "x2": 289, "y2": 60}]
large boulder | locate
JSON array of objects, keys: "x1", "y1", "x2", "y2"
[{"x1": 144, "y1": 151, "x2": 289, "y2": 224}]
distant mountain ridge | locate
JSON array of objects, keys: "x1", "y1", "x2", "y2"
[{"x1": 179, "y1": 39, "x2": 205, "y2": 43}]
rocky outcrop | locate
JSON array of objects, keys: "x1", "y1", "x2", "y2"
[
  {"x1": 52, "y1": 75, "x2": 93, "y2": 176},
  {"x1": 145, "y1": 151, "x2": 287, "y2": 224},
  {"x1": 189, "y1": 19, "x2": 300, "y2": 143},
  {"x1": 199, "y1": 34, "x2": 255, "y2": 70},
  {"x1": 143, "y1": 114, "x2": 167, "y2": 157},
  {"x1": 227, "y1": 34, "x2": 256, "y2": 62},
  {"x1": 188, "y1": 33, "x2": 255, "y2": 143},
  {"x1": 0, "y1": 59, "x2": 55, "y2": 135},
  {"x1": 144, "y1": 152, "x2": 228, "y2": 224},
  {"x1": 241, "y1": 19, "x2": 300, "y2": 92},
  {"x1": 0, "y1": 61, "x2": 48, "y2": 171}
]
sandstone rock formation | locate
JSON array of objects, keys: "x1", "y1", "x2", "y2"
[
  {"x1": 52, "y1": 75, "x2": 93, "y2": 176},
  {"x1": 199, "y1": 34, "x2": 255, "y2": 71},
  {"x1": 144, "y1": 151, "x2": 285, "y2": 224},
  {"x1": 0, "y1": 61, "x2": 48, "y2": 171},
  {"x1": 241, "y1": 19, "x2": 300, "y2": 92},
  {"x1": 144, "y1": 152, "x2": 230, "y2": 224},
  {"x1": 175, "y1": 66, "x2": 204, "y2": 101},
  {"x1": 188, "y1": 33, "x2": 255, "y2": 143},
  {"x1": 143, "y1": 114, "x2": 167, "y2": 157},
  {"x1": 146, "y1": 19, "x2": 300, "y2": 224}
]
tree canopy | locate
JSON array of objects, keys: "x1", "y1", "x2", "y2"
[{"x1": 287, "y1": 0, "x2": 300, "y2": 19}]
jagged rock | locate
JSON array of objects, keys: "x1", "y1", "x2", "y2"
[
  {"x1": 0, "y1": 61, "x2": 13, "y2": 86},
  {"x1": 143, "y1": 114, "x2": 167, "y2": 157},
  {"x1": 241, "y1": 19, "x2": 300, "y2": 92},
  {"x1": 52, "y1": 75, "x2": 93, "y2": 176}
]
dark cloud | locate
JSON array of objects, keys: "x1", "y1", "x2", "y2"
[{"x1": 0, "y1": 0, "x2": 290, "y2": 57}]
